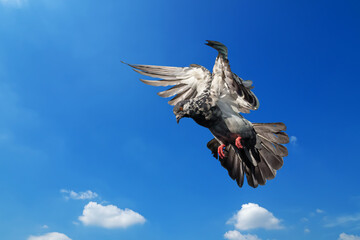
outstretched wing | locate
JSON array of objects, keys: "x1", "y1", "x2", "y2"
[
  {"x1": 124, "y1": 62, "x2": 212, "y2": 106},
  {"x1": 206, "y1": 40, "x2": 259, "y2": 113}
]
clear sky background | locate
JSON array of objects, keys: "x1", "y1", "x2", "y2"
[{"x1": 0, "y1": 0, "x2": 360, "y2": 240}]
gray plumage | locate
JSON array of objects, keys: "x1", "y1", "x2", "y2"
[{"x1": 124, "y1": 40, "x2": 288, "y2": 188}]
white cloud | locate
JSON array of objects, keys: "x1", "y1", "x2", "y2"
[
  {"x1": 316, "y1": 208, "x2": 324, "y2": 214},
  {"x1": 79, "y1": 201, "x2": 146, "y2": 228},
  {"x1": 60, "y1": 189, "x2": 98, "y2": 200},
  {"x1": 339, "y1": 233, "x2": 360, "y2": 240},
  {"x1": 224, "y1": 230, "x2": 261, "y2": 240},
  {"x1": 290, "y1": 136, "x2": 297, "y2": 145},
  {"x1": 41, "y1": 225, "x2": 49, "y2": 229},
  {"x1": 227, "y1": 203, "x2": 283, "y2": 230},
  {"x1": 304, "y1": 228, "x2": 310, "y2": 233},
  {"x1": 0, "y1": 0, "x2": 27, "y2": 7},
  {"x1": 28, "y1": 232, "x2": 71, "y2": 240}
]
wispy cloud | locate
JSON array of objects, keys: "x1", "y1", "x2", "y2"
[
  {"x1": 60, "y1": 189, "x2": 98, "y2": 200},
  {"x1": 227, "y1": 203, "x2": 283, "y2": 230},
  {"x1": 28, "y1": 232, "x2": 71, "y2": 240},
  {"x1": 304, "y1": 228, "x2": 310, "y2": 233},
  {"x1": 290, "y1": 136, "x2": 297, "y2": 145},
  {"x1": 0, "y1": 0, "x2": 27, "y2": 7},
  {"x1": 301, "y1": 217, "x2": 309, "y2": 222},
  {"x1": 325, "y1": 213, "x2": 360, "y2": 228},
  {"x1": 0, "y1": 80, "x2": 45, "y2": 160},
  {"x1": 224, "y1": 230, "x2": 261, "y2": 240},
  {"x1": 316, "y1": 208, "x2": 325, "y2": 214},
  {"x1": 78, "y1": 201, "x2": 146, "y2": 229},
  {"x1": 338, "y1": 233, "x2": 360, "y2": 240}
]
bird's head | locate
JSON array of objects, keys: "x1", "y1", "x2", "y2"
[{"x1": 173, "y1": 100, "x2": 191, "y2": 123}]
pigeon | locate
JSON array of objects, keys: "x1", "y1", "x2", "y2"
[{"x1": 124, "y1": 40, "x2": 289, "y2": 188}]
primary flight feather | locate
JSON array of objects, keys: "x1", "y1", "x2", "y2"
[{"x1": 124, "y1": 40, "x2": 289, "y2": 188}]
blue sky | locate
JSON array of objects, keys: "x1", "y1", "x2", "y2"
[{"x1": 0, "y1": 0, "x2": 360, "y2": 240}]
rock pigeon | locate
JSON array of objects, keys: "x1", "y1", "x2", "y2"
[{"x1": 124, "y1": 40, "x2": 289, "y2": 188}]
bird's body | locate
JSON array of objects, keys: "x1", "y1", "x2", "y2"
[
  {"x1": 125, "y1": 41, "x2": 289, "y2": 188},
  {"x1": 180, "y1": 95, "x2": 254, "y2": 144}
]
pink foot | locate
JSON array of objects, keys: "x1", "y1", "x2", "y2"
[
  {"x1": 235, "y1": 136, "x2": 243, "y2": 149},
  {"x1": 218, "y1": 144, "x2": 226, "y2": 159}
]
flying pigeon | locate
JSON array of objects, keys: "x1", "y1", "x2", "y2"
[{"x1": 124, "y1": 40, "x2": 289, "y2": 188}]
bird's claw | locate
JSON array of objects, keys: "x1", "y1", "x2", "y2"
[
  {"x1": 218, "y1": 144, "x2": 226, "y2": 159},
  {"x1": 235, "y1": 136, "x2": 243, "y2": 149}
]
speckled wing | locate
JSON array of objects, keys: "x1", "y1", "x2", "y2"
[
  {"x1": 124, "y1": 62, "x2": 212, "y2": 106},
  {"x1": 206, "y1": 40, "x2": 259, "y2": 113}
]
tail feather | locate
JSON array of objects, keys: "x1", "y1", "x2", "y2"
[
  {"x1": 228, "y1": 146, "x2": 240, "y2": 179},
  {"x1": 257, "y1": 131, "x2": 289, "y2": 144},
  {"x1": 243, "y1": 147, "x2": 258, "y2": 167},
  {"x1": 258, "y1": 154, "x2": 276, "y2": 180},
  {"x1": 237, "y1": 161, "x2": 245, "y2": 187},
  {"x1": 261, "y1": 140, "x2": 288, "y2": 157},
  {"x1": 258, "y1": 145, "x2": 283, "y2": 170},
  {"x1": 207, "y1": 138, "x2": 220, "y2": 158},
  {"x1": 206, "y1": 122, "x2": 288, "y2": 188},
  {"x1": 244, "y1": 164, "x2": 258, "y2": 188},
  {"x1": 253, "y1": 122, "x2": 286, "y2": 132},
  {"x1": 251, "y1": 150, "x2": 266, "y2": 186},
  {"x1": 254, "y1": 166, "x2": 266, "y2": 186}
]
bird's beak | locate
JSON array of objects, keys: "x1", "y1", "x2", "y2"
[{"x1": 175, "y1": 112, "x2": 185, "y2": 124}]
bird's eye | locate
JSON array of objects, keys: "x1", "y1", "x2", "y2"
[{"x1": 179, "y1": 107, "x2": 183, "y2": 111}]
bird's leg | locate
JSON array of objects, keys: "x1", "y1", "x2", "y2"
[
  {"x1": 235, "y1": 136, "x2": 243, "y2": 149},
  {"x1": 218, "y1": 144, "x2": 226, "y2": 159}
]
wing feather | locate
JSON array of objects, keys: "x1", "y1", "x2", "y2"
[
  {"x1": 140, "y1": 79, "x2": 183, "y2": 87},
  {"x1": 206, "y1": 40, "x2": 259, "y2": 113},
  {"x1": 124, "y1": 62, "x2": 211, "y2": 105},
  {"x1": 157, "y1": 84, "x2": 188, "y2": 98},
  {"x1": 168, "y1": 88, "x2": 197, "y2": 105}
]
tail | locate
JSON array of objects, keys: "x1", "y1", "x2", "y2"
[
  {"x1": 207, "y1": 123, "x2": 289, "y2": 188},
  {"x1": 205, "y1": 40, "x2": 228, "y2": 59}
]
